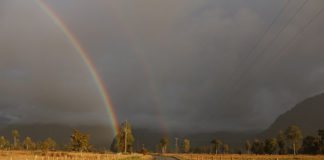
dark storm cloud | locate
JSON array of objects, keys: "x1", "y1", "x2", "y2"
[{"x1": 1, "y1": 0, "x2": 324, "y2": 132}]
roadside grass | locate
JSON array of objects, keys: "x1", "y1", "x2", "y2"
[
  {"x1": 0, "y1": 150, "x2": 151, "y2": 160},
  {"x1": 166, "y1": 153, "x2": 324, "y2": 160}
]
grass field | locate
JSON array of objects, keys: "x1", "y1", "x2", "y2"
[
  {"x1": 0, "y1": 150, "x2": 152, "y2": 160},
  {"x1": 167, "y1": 153, "x2": 324, "y2": 160},
  {"x1": 2, "y1": 151, "x2": 324, "y2": 160}
]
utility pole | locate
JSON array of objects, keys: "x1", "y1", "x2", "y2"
[{"x1": 175, "y1": 137, "x2": 179, "y2": 153}]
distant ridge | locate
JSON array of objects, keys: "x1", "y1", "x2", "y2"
[{"x1": 260, "y1": 93, "x2": 324, "y2": 138}]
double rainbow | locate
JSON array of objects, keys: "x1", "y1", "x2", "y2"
[{"x1": 34, "y1": 0, "x2": 119, "y2": 135}]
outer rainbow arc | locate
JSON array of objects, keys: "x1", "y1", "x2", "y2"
[
  {"x1": 35, "y1": 0, "x2": 119, "y2": 135},
  {"x1": 107, "y1": 1, "x2": 169, "y2": 137}
]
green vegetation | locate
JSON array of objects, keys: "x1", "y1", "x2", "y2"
[
  {"x1": 181, "y1": 139, "x2": 190, "y2": 153},
  {"x1": 110, "y1": 121, "x2": 135, "y2": 153},
  {"x1": 69, "y1": 129, "x2": 91, "y2": 152},
  {"x1": 11, "y1": 129, "x2": 19, "y2": 149},
  {"x1": 222, "y1": 144, "x2": 229, "y2": 154},
  {"x1": 245, "y1": 140, "x2": 251, "y2": 154},
  {"x1": 1, "y1": 122, "x2": 324, "y2": 157},
  {"x1": 285, "y1": 125, "x2": 303, "y2": 155},
  {"x1": 278, "y1": 130, "x2": 287, "y2": 154},
  {"x1": 160, "y1": 137, "x2": 169, "y2": 153},
  {"x1": 264, "y1": 138, "x2": 277, "y2": 154},
  {"x1": 211, "y1": 139, "x2": 222, "y2": 154}
]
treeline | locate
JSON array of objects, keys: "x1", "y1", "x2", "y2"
[
  {"x1": 244, "y1": 125, "x2": 324, "y2": 155},
  {"x1": 0, "y1": 129, "x2": 92, "y2": 153},
  {"x1": 2, "y1": 122, "x2": 322, "y2": 155},
  {"x1": 188, "y1": 125, "x2": 324, "y2": 155}
]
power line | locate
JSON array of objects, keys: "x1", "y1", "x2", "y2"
[
  {"x1": 218, "y1": 0, "x2": 291, "y2": 105},
  {"x1": 237, "y1": 0, "x2": 291, "y2": 68},
  {"x1": 221, "y1": 0, "x2": 309, "y2": 107},
  {"x1": 263, "y1": 7, "x2": 324, "y2": 70}
]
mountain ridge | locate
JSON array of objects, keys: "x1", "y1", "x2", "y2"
[{"x1": 259, "y1": 93, "x2": 324, "y2": 139}]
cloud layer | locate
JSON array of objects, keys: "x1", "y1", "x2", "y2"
[{"x1": 1, "y1": 0, "x2": 324, "y2": 133}]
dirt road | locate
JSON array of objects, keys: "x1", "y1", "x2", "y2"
[{"x1": 152, "y1": 155, "x2": 179, "y2": 160}]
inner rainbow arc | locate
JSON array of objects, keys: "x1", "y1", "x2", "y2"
[{"x1": 34, "y1": 0, "x2": 119, "y2": 135}]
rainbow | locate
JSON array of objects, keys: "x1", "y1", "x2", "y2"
[
  {"x1": 34, "y1": 0, "x2": 119, "y2": 135},
  {"x1": 106, "y1": 1, "x2": 169, "y2": 137}
]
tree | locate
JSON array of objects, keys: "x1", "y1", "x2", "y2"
[
  {"x1": 278, "y1": 130, "x2": 287, "y2": 154},
  {"x1": 140, "y1": 147, "x2": 148, "y2": 155},
  {"x1": 302, "y1": 136, "x2": 322, "y2": 154},
  {"x1": 110, "y1": 121, "x2": 135, "y2": 153},
  {"x1": 0, "y1": 136, "x2": 9, "y2": 150},
  {"x1": 70, "y1": 129, "x2": 91, "y2": 152},
  {"x1": 23, "y1": 137, "x2": 34, "y2": 150},
  {"x1": 245, "y1": 140, "x2": 251, "y2": 154},
  {"x1": 44, "y1": 138, "x2": 56, "y2": 150},
  {"x1": 160, "y1": 138, "x2": 169, "y2": 154},
  {"x1": 181, "y1": 139, "x2": 190, "y2": 153},
  {"x1": 251, "y1": 139, "x2": 265, "y2": 154},
  {"x1": 11, "y1": 130, "x2": 19, "y2": 149},
  {"x1": 41, "y1": 140, "x2": 50, "y2": 153},
  {"x1": 285, "y1": 125, "x2": 302, "y2": 155},
  {"x1": 222, "y1": 144, "x2": 229, "y2": 154},
  {"x1": 211, "y1": 139, "x2": 222, "y2": 154},
  {"x1": 35, "y1": 141, "x2": 43, "y2": 150},
  {"x1": 154, "y1": 144, "x2": 160, "y2": 153},
  {"x1": 318, "y1": 130, "x2": 324, "y2": 153},
  {"x1": 318, "y1": 130, "x2": 324, "y2": 141},
  {"x1": 264, "y1": 138, "x2": 277, "y2": 154},
  {"x1": 110, "y1": 135, "x2": 120, "y2": 153}
]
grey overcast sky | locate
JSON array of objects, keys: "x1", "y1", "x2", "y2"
[{"x1": 1, "y1": 0, "x2": 324, "y2": 133}]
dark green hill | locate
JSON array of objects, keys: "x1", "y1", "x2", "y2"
[{"x1": 260, "y1": 93, "x2": 324, "y2": 138}]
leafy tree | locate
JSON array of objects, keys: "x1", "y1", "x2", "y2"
[
  {"x1": 154, "y1": 144, "x2": 160, "y2": 153},
  {"x1": 278, "y1": 130, "x2": 287, "y2": 154},
  {"x1": 23, "y1": 137, "x2": 34, "y2": 150},
  {"x1": 11, "y1": 129, "x2": 19, "y2": 149},
  {"x1": 264, "y1": 138, "x2": 277, "y2": 154},
  {"x1": 251, "y1": 139, "x2": 265, "y2": 154},
  {"x1": 110, "y1": 121, "x2": 135, "y2": 153},
  {"x1": 41, "y1": 140, "x2": 50, "y2": 153},
  {"x1": 318, "y1": 130, "x2": 324, "y2": 141},
  {"x1": 211, "y1": 139, "x2": 222, "y2": 154},
  {"x1": 70, "y1": 129, "x2": 91, "y2": 152},
  {"x1": 181, "y1": 139, "x2": 190, "y2": 153},
  {"x1": 140, "y1": 147, "x2": 148, "y2": 155},
  {"x1": 44, "y1": 138, "x2": 56, "y2": 150},
  {"x1": 285, "y1": 125, "x2": 302, "y2": 155},
  {"x1": 160, "y1": 138, "x2": 169, "y2": 154},
  {"x1": 302, "y1": 136, "x2": 322, "y2": 154},
  {"x1": 222, "y1": 144, "x2": 229, "y2": 154},
  {"x1": 110, "y1": 135, "x2": 120, "y2": 153},
  {"x1": 36, "y1": 141, "x2": 43, "y2": 150},
  {"x1": 318, "y1": 130, "x2": 324, "y2": 153},
  {"x1": 0, "y1": 136, "x2": 9, "y2": 150},
  {"x1": 245, "y1": 140, "x2": 251, "y2": 154}
]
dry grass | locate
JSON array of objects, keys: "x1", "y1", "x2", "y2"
[
  {"x1": 0, "y1": 150, "x2": 151, "y2": 160},
  {"x1": 166, "y1": 153, "x2": 324, "y2": 160}
]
